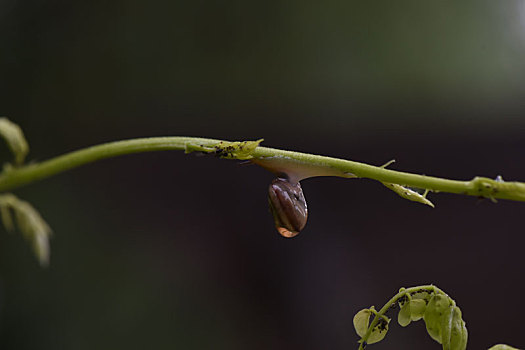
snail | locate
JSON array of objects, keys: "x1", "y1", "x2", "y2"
[
  {"x1": 268, "y1": 178, "x2": 308, "y2": 238},
  {"x1": 253, "y1": 154, "x2": 354, "y2": 238}
]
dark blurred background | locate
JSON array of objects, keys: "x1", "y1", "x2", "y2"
[{"x1": 1, "y1": 1, "x2": 525, "y2": 349}]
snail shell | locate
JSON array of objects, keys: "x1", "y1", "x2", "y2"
[{"x1": 268, "y1": 178, "x2": 308, "y2": 238}]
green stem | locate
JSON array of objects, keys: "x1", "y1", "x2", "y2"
[
  {"x1": 357, "y1": 285, "x2": 445, "y2": 350},
  {"x1": 0, "y1": 137, "x2": 210, "y2": 192},
  {"x1": 0, "y1": 136, "x2": 524, "y2": 202}
]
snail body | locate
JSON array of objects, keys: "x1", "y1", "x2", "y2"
[{"x1": 268, "y1": 178, "x2": 308, "y2": 238}]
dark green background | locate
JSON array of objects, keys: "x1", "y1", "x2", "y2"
[{"x1": 1, "y1": 1, "x2": 524, "y2": 349}]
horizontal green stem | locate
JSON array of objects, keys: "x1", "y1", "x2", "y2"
[
  {"x1": 0, "y1": 137, "x2": 211, "y2": 192},
  {"x1": 0, "y1": 137, "x2": 524, "y2": 202}
]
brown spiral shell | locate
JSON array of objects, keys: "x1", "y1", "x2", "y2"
[{"x1": 268, "y1": 178, "x2": 308, "y2": 238}]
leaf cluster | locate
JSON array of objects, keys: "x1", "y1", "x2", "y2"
[
  {"x1": 354, "y1": 286, "x2": 521, "y2": 350},
  {"x1": 354, "y1": 287, "x2": 467, "y2": 350},
  {"x1": 0, "y1": 118, "x2": 52, "y2": 265}
]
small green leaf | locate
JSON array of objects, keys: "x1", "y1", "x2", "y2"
[
  {"x1": 353, "y1": 309, "x2": 372, "y2": 338},
  {"x1": 368, "y1": 316, "x2": 390, "y2": 344},
  {"x1": 0, "y1": 117, "x2": 29, "y2": 165},
  {"x1": 450, "y1": 306, "x2": 468, "y2": 350},
  {"x1": 0, "y1": 194, "x2": 52, "y2": 266},
  {"x1": 13, "y1": 198, "x2": 52, "y2": 266},
  {"x1": 397, "y1": 297, "x2": 427, "y2": 324},
  {"x1": 382, "y1": 182, "x2": 434, "y2": 207},
  {"x1": 423, "y1": 294, "x2": 452, "y2": 344},
  {"x1": 353, "y1": 308, "x2": 389, "y2": 345},
  {"x1": 488, "y1": 345, "x2": 521, "y2": 350},
  {"x1": 398, "y1": 301, "x2": 412, "y2": 327},
  {"x1": 409, "y1": 299, "x2": 427, "y2": 321},
  {"x1": 440, "y1": 303, "x2": 454, "y2": 349}
]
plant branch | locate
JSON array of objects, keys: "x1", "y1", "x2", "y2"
[
  {"x1": 0, "y1": 136, "x2": 524, "y2": 202},
  {"x1": 357, "y1": 285, "x2": 445, "y2": 350}
]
